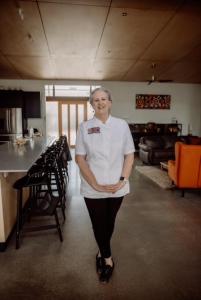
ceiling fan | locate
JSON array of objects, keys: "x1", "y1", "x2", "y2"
[{"x1": 147, "y1": 63, "x2": 173, "y2": 85}]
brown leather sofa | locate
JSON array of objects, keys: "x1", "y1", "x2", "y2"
[{"x1": 138, "y1": 135, "x2": 184, "y2": 165}]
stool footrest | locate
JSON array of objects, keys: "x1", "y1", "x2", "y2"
[{"x1": 24, "y1": 224, "x2": 58, "y2": 232}]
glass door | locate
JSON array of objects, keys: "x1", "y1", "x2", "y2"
[
  {"x1": 46, "y1": 97, "x2": 91, "y2": 147},
  {"x1": 59, "y1": 99, "x2": 87, "y2": 148}
]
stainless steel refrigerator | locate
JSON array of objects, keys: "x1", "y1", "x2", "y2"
[{"x1": 0, "y1": 108, "x2": 23, "y2": 141}]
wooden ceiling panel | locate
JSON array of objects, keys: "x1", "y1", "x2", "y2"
[
  {"x1": 180, "y1": 0, "x2": 201, "y2": 13},
  {"x1": 38, "y1": 0, "x2": 110, "y2": 5},
  {"x1": 184, "y1": 44, "x2": 201, "y2": 61},
  {"x1": 0, "y1": 55, "x2": 20, "y2": 78},
  {"x1": 111, "y1": 0, "x2": 183, "y2": 10},
  {"x1": 124, "y1": 60, "x2": 173, "y2": 81},
  {"x1": 92, "y1": 58, "x2": 134, "y2": 80},
  {"x1": 52, "y1": 57, "x2": 133, "y2": 80},
  {"x1": 142, "y1": 8, "x2": 201, "y2": 61},
  {"x1": 187, "y1": 70, "x2": 201, "y2": 84},
  {"x1": 6, "y1": 56, "x2": 54, "y2": 79},
  {"x1": 159, "y1": 61, "x2": 201, "y2": 83},
  {"x1": 0, "y1": 1, "x2": 200, "y2": 82},
  {"x1": 39, "y1": 3, "x2": 108, "y2": 57},
  {"x1": 52, "y1": 57, "x2": 99, "y2": 79},
  {"x1": 0, "y1": 1, "x2": 49, "y2": 56},
  {"x1": 96, "y1": 8, "x2": 174, "y2": 60}
]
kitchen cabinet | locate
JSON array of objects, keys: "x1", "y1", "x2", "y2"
[
  {"x1": 0, "y1": 90, "x2": 23, "y2": 108},
  {"x1": 0, "y1": 90, "x2": 41, "y2": 118},
  {"x1": 23, "y1": 92, "x2": 41, "y2": 118}
]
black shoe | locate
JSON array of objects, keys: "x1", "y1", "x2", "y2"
[
  {"x1": 99, "y1": 262, "x2": 114, "y2": 283},
  {"x1": 96, "y1": 254, "x2": 105, "y2": 274}
]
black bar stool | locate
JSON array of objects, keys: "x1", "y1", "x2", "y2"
[
  {"x1": 36, "y1": 146, "x2": 67, "y2": 221},
  {"x1": 13, "y1": 164, "x2": 63, "y2": 249}
]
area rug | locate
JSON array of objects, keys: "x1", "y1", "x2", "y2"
[{"x1": 135, "y1": 165, "x2": 173, "y2": 189}]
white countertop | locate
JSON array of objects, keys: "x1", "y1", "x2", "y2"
[{"x1": 0, "y1": 136, "x2": 55, "y2": 173}]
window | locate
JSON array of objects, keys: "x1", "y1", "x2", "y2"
[
  {"x1": 45, "y1": 84, "x2": 100, "y2": 139},
  {"x1": 45, "y1": 85, "x2": 100, "y2": 97}
]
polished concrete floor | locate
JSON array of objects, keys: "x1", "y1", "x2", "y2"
[{"x1": 0, "y1": 158, "x2": 201, "y2": 300}]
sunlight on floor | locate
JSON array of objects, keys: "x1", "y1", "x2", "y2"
[{"x1": 68, "y1": 149, "x2": 81, "y2": 198}]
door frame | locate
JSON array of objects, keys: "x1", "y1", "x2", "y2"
[{"x1": 46, "y1": 96, "x2": 88, "y2": 147}]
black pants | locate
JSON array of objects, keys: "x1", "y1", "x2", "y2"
[{"x1": 84, "y1": 196, "x2": 123, "y2": 258}]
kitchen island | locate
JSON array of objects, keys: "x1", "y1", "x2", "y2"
[{"x1": 0, "y1": 136, "x2": 55, "y2": 251}]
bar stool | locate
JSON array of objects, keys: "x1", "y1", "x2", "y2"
[
  {"x1": 45, "y1": 156, "x2": 66, "y2": 221},
  {"x1": 37, "y1": 146, "x2": 67, "y2": 221},
  {"x1": 59, "y1": 135, "x2": 72, "y2": 180},
  {"x1": 13, "y1": 164, "x2": 63, "y2": 249}
]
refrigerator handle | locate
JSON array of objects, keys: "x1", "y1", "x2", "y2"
[
  {"x1": 8, "y1": 109, "x2": 11, "y2": 133},
  {"x1": 6, "y1": 109, "x2": 9, "y2": 133}
]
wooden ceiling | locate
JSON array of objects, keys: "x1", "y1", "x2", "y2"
[{"x1": 0, "y1": 0, "x2": 201, "y2": 83}]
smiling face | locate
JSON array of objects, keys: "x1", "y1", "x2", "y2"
[{"x1": 91, "y1": 90, "x2": 112, "y2": 119}]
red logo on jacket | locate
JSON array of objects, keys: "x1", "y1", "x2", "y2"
[{"x1": 88, "y1": 127, "x2": 100, "y2": 134}]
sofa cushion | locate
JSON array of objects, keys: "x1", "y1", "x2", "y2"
[
  {"x1": 154, "y1": 150, "x2": 174, "y2": 159},
  {"x1": 163, "y1": 136, "x2": 179, "y2": 149},
  {"x1": 143, "y1": 136, "x2": 165, "y2": 149}
]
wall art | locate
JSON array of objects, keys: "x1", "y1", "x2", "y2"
[{"x1": 136, "y1": 94, "x2": 171, "y2": 109}]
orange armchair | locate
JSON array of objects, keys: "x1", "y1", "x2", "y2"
[{"x1": 168, "y1": 142, "x2": 201, "y2": 196}]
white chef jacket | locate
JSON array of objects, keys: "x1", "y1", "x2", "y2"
[{"x1": 75, "y1": 115, "x2": 135, "y2": 198}]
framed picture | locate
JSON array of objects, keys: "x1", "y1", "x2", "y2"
[{"x1": 136, "y1": 94, "x2": 171, "y2": 109}]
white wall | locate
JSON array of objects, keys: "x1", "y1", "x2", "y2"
[
  {"x1": 104, "y1": 81, "x2": 201, "y2": 136},
  {"x1": 0, "y1": 79, "x2": 201, "y2": 136}
]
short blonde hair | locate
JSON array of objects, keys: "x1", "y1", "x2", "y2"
[{"x1": 89, "y1": 87, "x2": 112, "y2": 104}]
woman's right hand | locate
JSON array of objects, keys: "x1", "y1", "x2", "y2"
[
  {"x1": 92, "y1": 183, "x2": 116, "y2": 193},
  {"x1": 92, "y1": 183, "x2": 107, "y2": 192}
]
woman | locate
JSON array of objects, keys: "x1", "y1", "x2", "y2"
[{"x1": 75, "y1": 87, "x2": 135, "y2": 283}]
